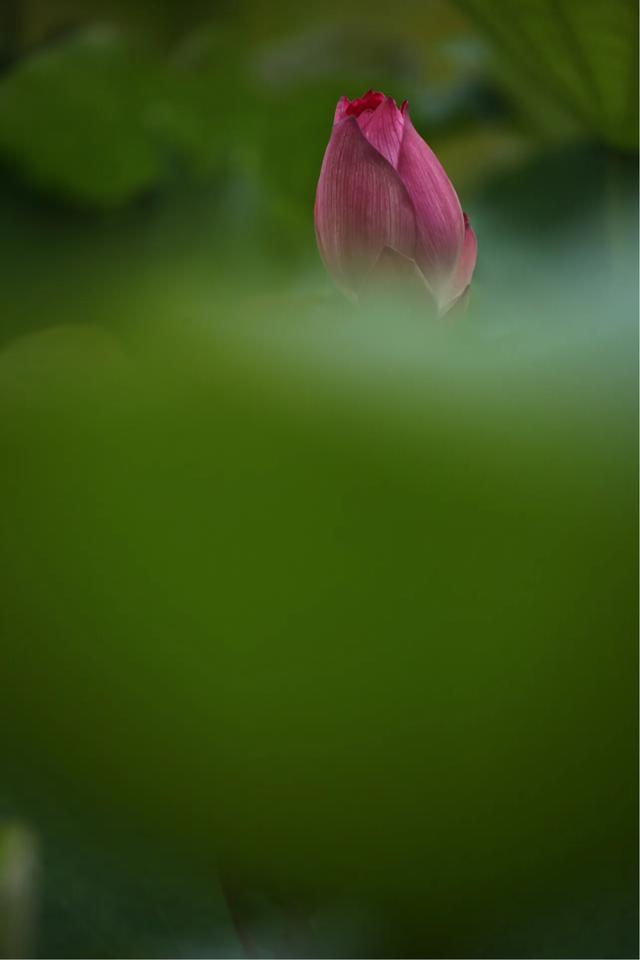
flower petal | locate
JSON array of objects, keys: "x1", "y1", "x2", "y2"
[
  {"x1": 343, "y1": 90, "x2": 386, "y2": 118},
  {"x1": 442, "y1": 285, "x2": 471, "y2": 318},
  {"x1": 315, "y1": 116, "x2": 417, "y2": 296},
  {"x1": 364, "y1": 246, "x2": 437, "y2": 310},
  {"x1": 357, "y1": 97, "x2": 405, "y2": 169},
  {"x1": 333, "y1": 96, "x2": 349, "y2": 124},
  {"x1": 396, "y1": 109, "x2": 465, "y2": 292},
  {"x1": 446, "y1": 213, "x2": 477, "y2": 307}
]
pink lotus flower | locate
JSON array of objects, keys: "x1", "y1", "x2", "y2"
[{"x1": 314, "y1": 90, "x2": 477, "y2": 315}]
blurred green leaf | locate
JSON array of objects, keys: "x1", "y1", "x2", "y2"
[
  {"x1": 457, "y1": 0, "x2": 638, "y2": 149},
  {"x1": 0, "y1": 21, "x2": 266, "y2": 208},
  {"x1": 0, "y1": 26, "x2": 169, "y2": 206}
]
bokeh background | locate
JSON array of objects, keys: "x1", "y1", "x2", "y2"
[{"x1": 0, "y1": 1, "x2": 637, "y2": 957}]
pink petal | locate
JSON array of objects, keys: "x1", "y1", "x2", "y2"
[
  {"x1": 446, "y1": 213, "x2": 477, "y2": 307},
  {"x1": 364, "y1": 246, "x2": 437, "y2": 310},
  {"x1": 357, "y1": 96, "x2": 405, "y2": 169},
  {"x1": 396, "y1": 108, "x2": 465, "y2": 295},
  {"x1": 343, "y1": 90, "x2": 386, "y2": 118},
  {"x1": 333, "y1": 96, "x2": 350, "y2": 124},
  {"x1": 315, "y1": 117, "x2": 417, "y2": 296},
  {"x1": 442, "y1": 286, "x2": 471, "y2": 318}
]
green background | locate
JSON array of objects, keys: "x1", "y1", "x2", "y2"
[{"x1": 0, "y1": 1, "x2": 637, "y2": 956}]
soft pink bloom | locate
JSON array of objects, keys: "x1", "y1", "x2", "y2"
[{"x1": 314, "y1": 90, "x2": 477, "y2": 315}]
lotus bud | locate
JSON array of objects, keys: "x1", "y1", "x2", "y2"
[{"x1": 314, "y1": 91, "x2": 477, "y2": 315}]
